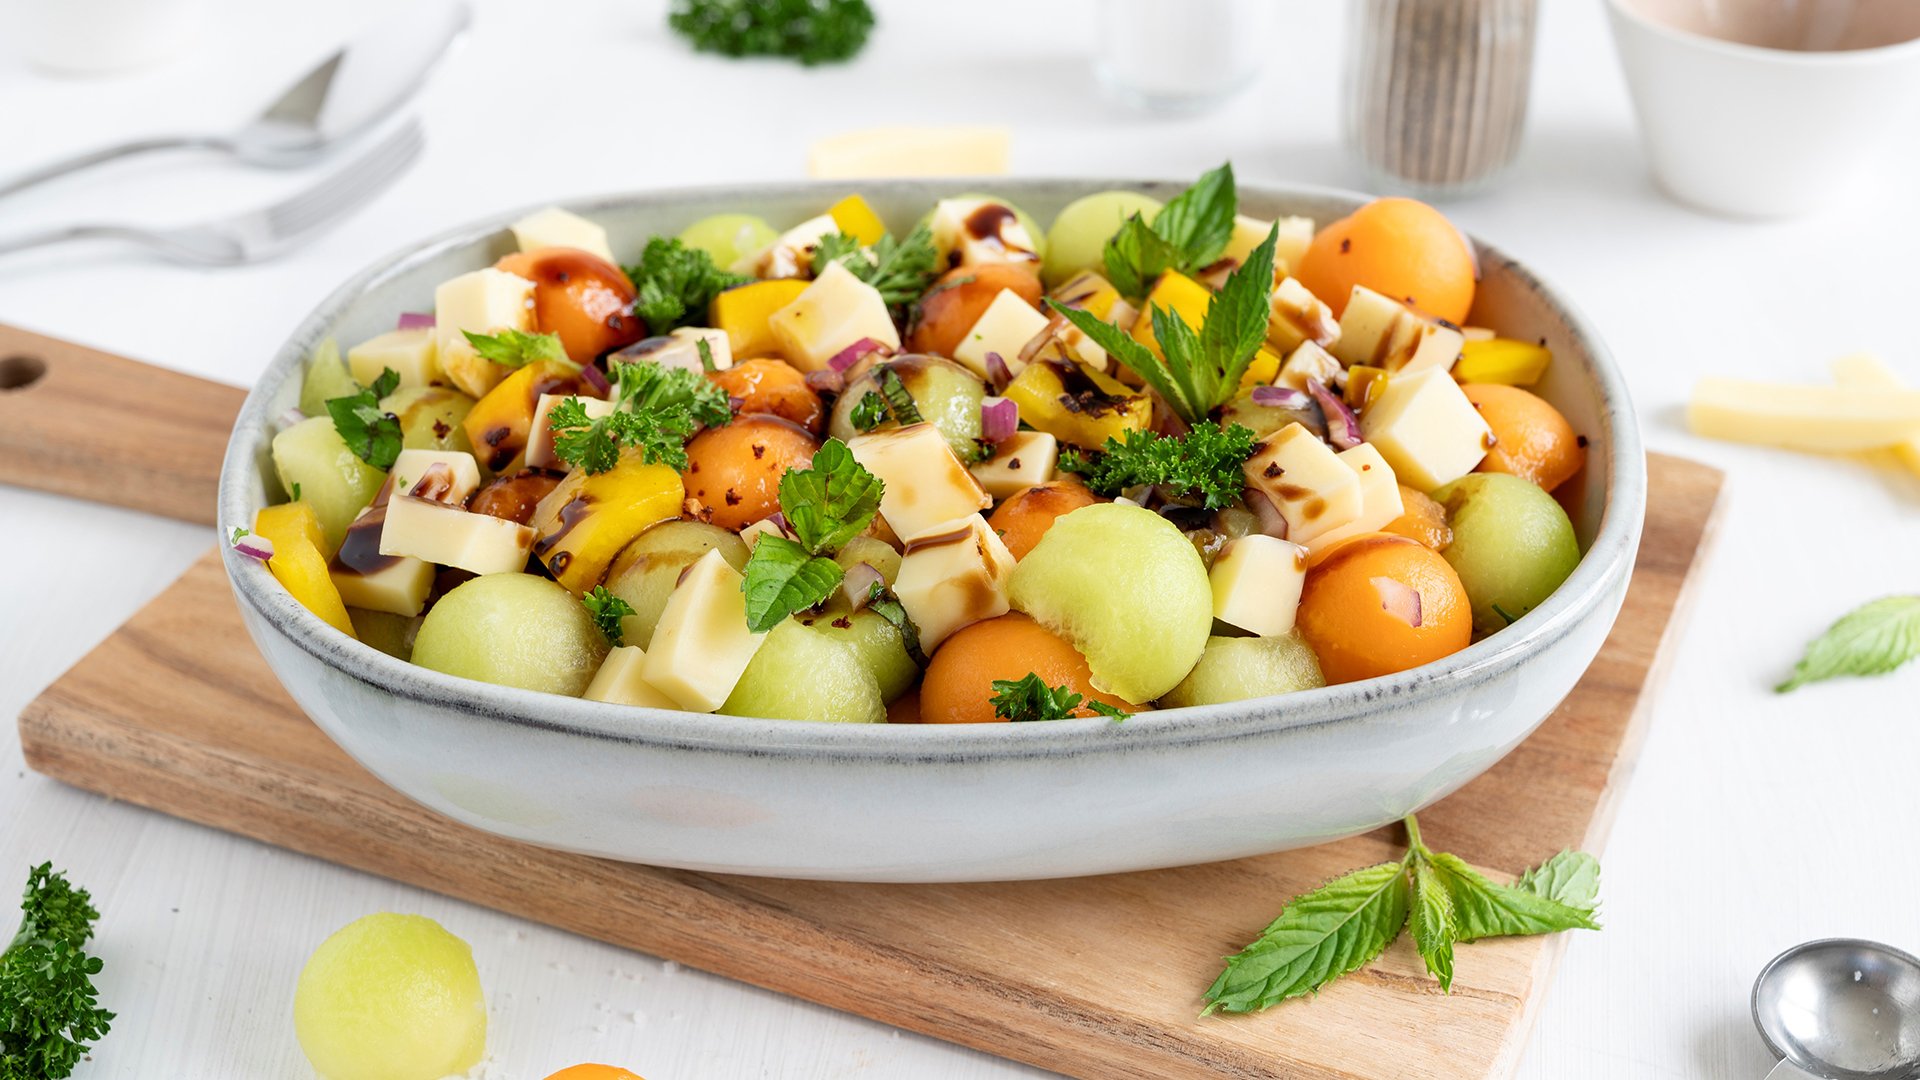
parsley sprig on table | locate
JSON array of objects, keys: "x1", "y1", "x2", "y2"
[
  {"x1": 989, "y1": 673, "x2": 1128, "y2": 722},
  {"x1": 668, "y1": 0, "x2": 875, "y2": 66},
  {"x1": 1205, "y1": 816, "x2": 1599, "y2": 1013},
  {"x1": 814, "y1": 224, "x2": 942, "y2": 311},
  {"x1": 1, "y1": 864, "x2": 114, "y2": 1080},
  {"x1": 1777, "y1": 595, "x2": 1920, "y2": 692},
  {"x1": 1102, "y1": 162, "x2": 1239, "y2": 299},
  {"x1": 462, "y1": 328, "x2": 567, "y2": 368},
  {"x1": 324, "y1": 368, "x2": 403, "y2": 471},
  {"x1": 548, "y1": 359, "x2": 733, "y2": 474},
  {"x1": 624, "y1": 237, "x2": 748, "y2": 335},
  {"x1": 582, "y1": 586, "x2": 636, "y2": 647},
  {"x1": 739, "y1": 439, "x2": 884, "y2": 633},
  {"x1": 1053, "y1": 224, "x2": 1278, "y2": 427},
  {"x1": 1059, "y1": 422, "x2": 1259, "y2": 511}
]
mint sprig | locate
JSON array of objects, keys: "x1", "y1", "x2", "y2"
[
  {"x1": 324, "y1": 367, "x2": 403, "y2": 470},
  {"x1": 738, "y1": 438, "x2": 885, "y2": 633},
  {"x1": 1777, "y1": 595, "x2": 1920, "y2": 692},
  {"x1": 1103, "y1": 162, "x2": 1237, "y2": 299}
]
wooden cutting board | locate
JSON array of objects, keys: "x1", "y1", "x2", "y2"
[{"x1": 6, "y1": 326, "x2": 1723, "y2": 1080}]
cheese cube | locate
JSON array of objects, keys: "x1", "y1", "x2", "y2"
[
  {"x1": 1689, "y1": 375, "x2": 1920, "y2": 452},
  {"x1": 584, "y1": 645, "x2": 680, "y2": 709},
  {"x1": 1330, "y1": 286, "x2": 1464, "y2": 375},
  {"x1": 524, "y1": 394, "x2": 616, "y2": 471},
  {"x1": 1276, "y1": 341, "x2": 1344, "y2": 393},
  {"x1": 1222, "y1": 215, "x2": 1315, "y2": 279},
  {"x1": 329, "y1": 505, "x2": 435, "y2": 616},
  {"x1": 969, "y1": 430, "x2": 1058, "y2": 500},
  {"x1": 1049, "y1": 270, "x2": 1120, "y2": 322},
  {"x1": 641, "y1": 549, "x2": 767, "y2": 712},
  {"x1": 808, "y1": 126, "x2": 1011, "y2": 179},
  {"x1": 508, "y1": 206, "x2": 615, "y2": 264},
  {"x1": 894, "y1": 514, "x2": 1015, "y2": 653},
  {"x1": 348, "y1": 328, "x2": 441, "y2": 390},
  {"x1": 613, "y1": 326, "x2": 733, "y2": 375},
  {"x1": 434, "y1": 268, "x2": 537, "y2": 399},
  {"x1": 1267, "y1": 277, "x2": 1341, "y2": 355},
  {"x1": 952, "y1": 288, "x2": 1049, "y2": 379},
  {"x1": 1831, "y1": 352, "x2": 1920, "y2": 475},
  {"x1": 1303, "y1": 444, "x2": 1406, "y2": 553},
  {"x1": 737, "y1": 516, "x2": 793, "y2": 551},
  {"x1": 749, "y1": 213, "x2": 838, "y2": 279},
  {"x1": 390, "y1": 449, "x2": 483, "y2": 506},
  {"x1": 929, "y1": 198, "x2": 1040, "y2": 269},
  {"x1": 848, "y1": 423, "x2": 991, "y2": 542},
  {"x1": 379, "y1": 494, "x2": 534, "y2": 575},
  {"x1": 1242, "y1": 422, "x2": 1364, "y2": 545},
  {"x1": 766, "y1": 261, "x2": 901, "y2": 373},
  {"x1": 1359, "y1": 367, "x2": 1492, "y2": 491},
  {"x1": 1209, "y1": 534, "x2": 1309, "y2": 636}
]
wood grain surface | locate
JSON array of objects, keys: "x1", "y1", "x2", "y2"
[
  {"x1": 0, "y1": 322, "x2": 245, "y2": 525},
  {"x1": 16, "y1": 454, "x2": 1723, "y2": 1080}
]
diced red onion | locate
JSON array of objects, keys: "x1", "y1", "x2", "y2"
[
  {"x1": 397, "y1": 312, "x2": 435, "y2": 331},
  {"x1": 579, "y1": 363, "x2": 611, "y2": 397},
  {"x1": 1307, "y1": 377, "x2": 1363, "y2": 450},
  {"x1": 984, "y1": 351, "x2": 1014, "y2": 393},
  {"x1": 1374, "y1": 576, "x2": 1424, "y2": 628},
  {"x1": 232, "y1": 533, "x2": 275, "y2": 561},
  {"x1": 828, "y1": 337, "x2": 887, "y2": 373},
  {"x1": 767, "y1": 512, "x2": 788, "y2": 534},
  {"x1": 276, "y1": 406, "x2": 307, "y2": 429},
  {"x1": 804, "y1": 369, "x2": 844, "y2": 395},
  {"x1": 840, "y1": 562, "x2": 885, "y2": 611},
  {"x1": 1245, "y1": 489, "x2": 1289, "y2": 540},
  {"x1": 980, "y1": 396, "x2": 1017, "y2": 443},
  {"x1": 1249, "y1": 385, "x2": 1311, "y2": 410},
  {"x1": 1150, "y1": 394, "x2": 1190, "y2": 438}
]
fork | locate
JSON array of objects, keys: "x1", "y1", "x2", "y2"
[{"x1": 0, "y1": 120, "x2": 424, "y2": 266}]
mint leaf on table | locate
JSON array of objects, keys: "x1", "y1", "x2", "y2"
[
  {"x1": 1408, "y1": 858, "x2": 1458, "y2": 991},
  {"x1": 325, "y1": 367, "x2": 403, "y2": 470},
  {"x1": 1776, "y1": 595, "x2": 1920, "y2": 692},
  {"x1": 1426, "y1": 852, "x2": 1600, "y2": 943},
  {"x1": 462, "y1": 328, "x2": 567, "y2": 368},
  {"x1": 1515, "y1": 851, "x2": 1602, "y2": 910},
  {"x1": 740, "y1": 534, "x2": 844, "y2": 634},
  {"x1": 1, "y1": 864, "x2": 114, "y2": 1080},
  {"x1": 778, "y1": 438, "x2": 883, "y2": 554}
]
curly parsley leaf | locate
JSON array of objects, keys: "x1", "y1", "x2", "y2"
[
  {"x1": 582, "y1": 586, "x2": 635, "y2": 647},
  {"x1": 462, "y1": 328, "x2": 567, "y2": 368},
  {"x1": 988, "y1": 673, "x2": 1127, "y2": 722},
  {"x1": 1204, "y1": 859, "x2": 1411, "y2": 1015},
  {"x1": 613, "y1": 357, "x2": 733, "y2": 427},
  {"x1": 779, "y1": 438, "x2": 884, "y2": 555},
  {"x1": 1, "y1": 864, "x2": 114, "y2": 1080},
  {"x1": 1102, "y1": 162, "x2": 1237, "y2": 299},
  {"x1": 815, "y1": 224, "x2": 941, "y2": 310},
  {"x1": 1058, "y1": 422, "x2": 1258, "y2": 511},
  {"x1": 624, "y1": 236, "x2": 748, "y2": 334},
  {"x1": 667, "y1": 0, "x2": 874, "y2": 66},
  {"x1": 740, "y1": 534, "x2": 845, "y2": 634},
  {"x1": 324, "y1": 367, "x2": 403, "y2": 470},
  {"x1": 1776, "y1": 595, "x2": 1920, "y2": 692},
  {"x1": 850, "y1": 391, "x2": 888, "y2": 431},
  {"x1": 549, "y1": 397, "x2": 698, "y2": 474}
]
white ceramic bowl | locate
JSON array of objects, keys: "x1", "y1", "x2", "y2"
[{"x1": 219, "y1": 179, "x2": 1646, "y2": 883}]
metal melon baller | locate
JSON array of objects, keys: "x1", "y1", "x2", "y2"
[{"x1": 1753, "y1": 939, "x2": 1920, "y2": 1080}]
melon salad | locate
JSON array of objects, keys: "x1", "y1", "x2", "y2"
[{"x1": 238, "y1": 163, "x2": 1587, "y2": 726}]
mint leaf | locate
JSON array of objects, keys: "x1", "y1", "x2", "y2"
[
  {"x1": 779, "y1": 438, "x2": 884, "y2": 554},
  {"x1": 1409, "y1": 857, "x2": 1457, "y2": 992},
  {"x1": 582, "y1": 585, "x2": 635, "y2": 647},
  {"x1": 1203, "y1": 224, "x2": 1279, "y2": 393},
  {"x1": 1203, "y1": 860, "x2": 1411, "y2": 1014},
  {"x1": 850, "y1": 391, "x2": 888, "y2": 431},
  {"x1": 1516, "y1": 851, "x2": 1601, "y2": 911},
  {"x1": 1048, "y1": 301, "x2": 1184, "y2": 418},
  {"x1": 1103, "y1": 213, "x2": 1183, "y2": 300},
  {"x1": 1150, "y1": 161, "x2": 1237, "y2": 268},
  {"x1": 740, "y1": 534, "x2": 844, "y2": 633},
  {"x1": 462, "y1": 328, "x2": 567, "y2": 368},
  {"x1": 1777, "y1": 595, "x2": 1920, "y2": 692},
  {"x1": 1427, "y1": 851, "x2": 1600, "y2": 943},
  {"x1": 863, "y1": 583, "x2": 929, "y2": 668},
  {"x1": 876, "y1": 365, "x2": 924, "y2": 425},
  {"x1": 325, "y1": 367, "x2": 403, "y2": 470},
  {"x1": 1152, "y1": 302, "x2": 1208, "y2": 419}
]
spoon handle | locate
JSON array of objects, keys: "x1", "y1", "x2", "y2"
[
  {"x1": 0, "y1": 134, "x2": 229, "y2": 201},
  {"x1": 1764, "y1": 1061, "x2": 1821, "y2": 1080}
]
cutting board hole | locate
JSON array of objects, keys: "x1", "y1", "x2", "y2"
[{"x1": 0, "y1": 354, "x2": 46, "y2": 391}]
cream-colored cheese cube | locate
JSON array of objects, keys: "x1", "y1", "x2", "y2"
[
  {"x1": 614, "y1": 326, "x2": 733, "y2": 375},
  {"x1": 848, "y1": 423, "x2": 991, "y2": 542},
  {"x1": 523, "y1": 394, "x2": 615, "y2": 470},
  {"x1": 379, "y1": 495, "x2": 534, "y2": 575},
  {"x1": 1359, "y1": 367, "x2": 1492, "y2": 491},
  {"x1": 1209, "y1": 534, "x2": 1309, "y2": 636},
  {"x1": 1831, "y1": 352, "x2": 1920, "y2": 475},
  {"x1": 1276, "y1": 341, "x2": 1343, "y2": 392},
  {"x1": 1330, "y1": 286, "x2": 1464, "y2": 375},
  {"x1": 807, "y1": 126, "x2": 1011, "y2": 179},
  {"x1": 640, "y1": 549, "x2": 767, "y2": 712},
  {"x1": 951, "y1": 288, "x2": 1049, "y2": 379},
  {"x1": 748, "y1": 213, "x2": 838, "y2": 279},
  {"x1": 434, "y1": 268, "x2": 537, "y2": 399},
  {"x1": 508, "y1": 206, "x2": 615, "y2": 264},
  {"x1": 894, "y1": 514, "x2": 1015, "y2": 653},
  {"x1": 1689, "y1": 375, "x2": 1920, "y2": 452},
  {"x1": 329, "y1": 506, "x2": 435, "y2": 616},
  {"x1": 348, "y1": 328, "x2": 441, "y2": 390},
  {"x1": 766, "y1": 260, "x2": 901, "y2": 373},
  {"x1": 737, "y1": 516, "x2": 793, "y2": 551},
  {"x1": 1222, "y1": 214, "x2": 1315, "y2": 280},
  {"x1": 584, "y1": 646, "x2": 681, "y2": 709},
  {"x1": 1267, "y1": 277, "x2": 1341, "y2": 355},
  {"x1": 1303, "y1": 444, "x2": 1406, "y2": 554},
  {"x1": 390, "y1": 449, "x2": 482, "y2": 506},
  {"x1": 1242, "y1": 422, "x2": 1364, "y2": 545},
  {"x1": 929, "y1": 197, "x2": 1040, "y2": 269},
  {"x1": 969, "y1": 430, "x2": 1058, "y2": 500}
]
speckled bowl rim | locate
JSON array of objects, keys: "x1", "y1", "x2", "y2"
[{"x1": 218, "y1": 178, "x2": 1647, "y2": 762}]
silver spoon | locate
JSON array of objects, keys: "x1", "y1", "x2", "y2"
[
  {"x1": 1753, "y1": 938, "x2": 1920, "y2": 1080},
  {"x1": 0, "y1": 0, "x2": 469, "y2": 201}
]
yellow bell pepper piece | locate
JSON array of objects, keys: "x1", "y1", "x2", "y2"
[
  {"x1": 252, "y1": 502, "x2": 357, "y2": 638},
  {"x1": 827, "y1": 194, "x2": 888, "y2": 246},
  {"x1": 1238, "y1": 346, "x2": 1284, "y2": 390},
  {"x1": 530, "y1": 455, "x2": 686, "y2": 595},
  {"x1": 1049, "y1": 270, "x2": 1120, "y2": 323},
  {"x1": 1004, "y1": 359, "x2": 1151, "y2": 450},
  {"x1": 1346, "y1": 365, "x2": 1390, "y2": 410},
  {"x1": 461, "y1": 358, "x2": 586, "y2": 472},
  {"x1": 1452, "y1": 338, "x2": 1551, "y2": 387},
  {"x1": 711, "y1": 279, "x2": 810, "y2": 360},
  {"x1": 1129, "y1": 271, "x2": 1213, "y2": 356}
]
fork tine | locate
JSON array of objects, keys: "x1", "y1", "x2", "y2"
[{"x1": 265, "y1": 120, "x2": 425, "y2": 239}]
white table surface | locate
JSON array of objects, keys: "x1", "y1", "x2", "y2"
[{"x1": 3, "y1": 1, "x2": 1918, "y2": 1076}]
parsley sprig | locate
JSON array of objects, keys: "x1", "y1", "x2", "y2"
[
  {"x1": 668, "y1": 0, "x2": 874, "y2": 66},
  {"x1": 1103, "y1": 162, "x2": 1239, "y2": 299},
  {"x1": 739, "y1": 439, "x2": 884, "y2": 633},
  {"x1": 1205, "y1": 815, "x2": 1599, "y2": 1013},
  {"x1": 1054, "y1": 224, "x2": 1278, "y2": 427},
  {"x1": 815, "y1": 224, "x2": 941, "y2": 311},
  {"x1": 1777, "y1": 595, "x2": 1920, "y2": 692},
  {"x1": 324, "y1": 368, "x2": 403, "y2": 471},
  {"x1": 462, "y1": 328, "x2": 567, "y2": 368},
  {"x1": 548, "y1": 358, "x2": 733, "y2": 475},
  {"x1": 582, "y1": 586, "x2": 636, "y2": 647},
  {"x1": 624, "y1": 236, "x2": 748, "y2": 334},
  {"x1": 1059, "y1": 422, "x2": 1258, "y2": 511},
  {"x1": 1, "y1": 864, "x2": 114, "y2": 1079},
  {"x1": 989, "y1": 673, "x2": 1128, "y2": 722}
]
